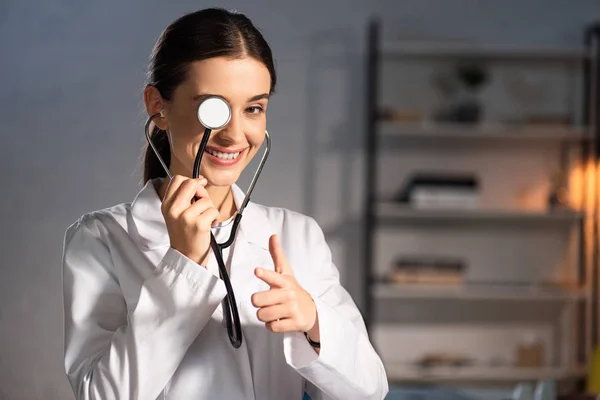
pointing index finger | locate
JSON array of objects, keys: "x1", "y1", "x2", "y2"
[
  {"x1": 269, "y1": 235, "x2": 292, "y2": 275},
  {"x1": 255, "y1": 267, "x2": 287, "y2": 288}
]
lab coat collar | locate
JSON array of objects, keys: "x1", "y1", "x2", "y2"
[{"x1": 130, "y1": 178, "x2": 272, "y2": 251}]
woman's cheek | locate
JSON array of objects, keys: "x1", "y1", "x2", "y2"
[{"x1": 250, "y1": 126, "x2": 267, "y2": 147}]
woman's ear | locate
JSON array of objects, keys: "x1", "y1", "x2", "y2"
[{"x1": 144, "y1": 85, "x2": 168, "y2": 130}]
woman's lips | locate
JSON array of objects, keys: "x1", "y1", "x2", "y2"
[{"x1": 204, "y1": 146, "x2": 247, "y2": 166}]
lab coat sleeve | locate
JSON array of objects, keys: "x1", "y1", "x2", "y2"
[
  {"x1": 62, "y1": 216, "x2": 227, "y2": 400},
  {"x1": 283, "y1": 217, "x2": 389, "y2": 400}
]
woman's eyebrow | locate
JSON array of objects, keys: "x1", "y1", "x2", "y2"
[
  {"x1": 192, "y1": 93, "x2": 270, "y2": 103},
  {"x1": 247, "y1": 93, "x2": 269, "y2": 102}
]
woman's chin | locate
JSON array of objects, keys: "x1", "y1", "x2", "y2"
[
  {"x1": 204, "y1": 170, "x2": 241, "y2": 187},
  {"x1": 201, "y1": 157, "x2": 248, "y2": 187}
]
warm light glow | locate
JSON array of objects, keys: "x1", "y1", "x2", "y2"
[
  {"x1": 569, "y1": 156, "x2": 599, "y2": 358},
  {"x1": 568, "y1": 158, "x2": 597, "y2": 284},
  {"x1": 568, "y1": 158, "x2": 597, "y2": 212}
]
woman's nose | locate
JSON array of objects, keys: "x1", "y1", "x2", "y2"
[{"x1": 218, "y1": 113, "x2": 244, "y2": 142}]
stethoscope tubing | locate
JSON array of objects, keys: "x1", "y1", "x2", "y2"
[
  {"x1": 193, "y1": 127, "x2": 242, "y2": 348},
  {"x1": 144, "y1": 112, "x2": 271, "y2": 348}
]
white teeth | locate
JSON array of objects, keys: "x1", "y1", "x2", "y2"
[{"x1": 207, "y1": 149, "x2": 240, "y2": 160}]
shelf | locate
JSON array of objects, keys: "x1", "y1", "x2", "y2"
[
  {"x1": 376, "y1": 202, "x2": 583, "y2": 226},
  {"x1": 378, "y1": 121, "x2": 593, "y2": 143},
  {"x1": 372, "y1": 283, "x2": 585, "y2": 302},
  {"x1": 364, "y1": 20, "x2": 595, "y2": 370},
  {"x1": 380, "y1": 41, "x2": 588, "y2": 62},
  {"x1": 385, "y1": 363, "x2": 587, "y2": 383}
]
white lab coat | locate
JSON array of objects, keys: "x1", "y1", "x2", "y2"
[{"x1": 62, "y1": 178, "x2": 389, "y2": 400}]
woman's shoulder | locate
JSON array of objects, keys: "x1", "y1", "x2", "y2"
[{"x1": 64, "y1": 201, "x2": 132, "y2": 243}]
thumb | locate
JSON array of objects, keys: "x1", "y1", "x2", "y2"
[{"x1": 269, "y1": 235, "x2": 292, "y2": 275}]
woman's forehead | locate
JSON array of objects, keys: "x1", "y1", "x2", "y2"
[{"x1": 181, "y1": 57, "x2": 271, "y2": 102}]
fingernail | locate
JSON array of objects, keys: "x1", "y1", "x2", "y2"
[{"x1": 199, "y1": 178, "x2": 207, "y2": 185}]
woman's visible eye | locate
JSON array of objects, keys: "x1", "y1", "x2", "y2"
[{"x1": 246, "y1": 105, "x2": 265, "y2": 115}]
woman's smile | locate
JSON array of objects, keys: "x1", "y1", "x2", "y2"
[{"x1": 204, "y1": 145, "x2": 248, "y2": 166}]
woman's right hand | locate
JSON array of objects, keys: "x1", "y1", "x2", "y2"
[{"x1": 161, "y1": 175, "x2": 220, "y2": 266}]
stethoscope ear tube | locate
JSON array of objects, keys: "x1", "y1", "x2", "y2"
[{"x1": 144, "y1": 113, "x2": 173, "y2": 180}]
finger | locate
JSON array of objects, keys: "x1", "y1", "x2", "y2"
[
  {"x1": 256, "y1": 304, "x2": 291, "y2": 323},
  {"x1": 169, "y1": 179, "x2": 198, "y2": 215},
  {"x1": 251, "y1": 288, "x2": 292, "y2": 308},
  {"x1": 194, "y1": 180, "x2": 210, "y2": 200},
  {"x1": 269, "y1": 235, "x2": 292, "y2": 275},
  {"x1": 171, "y1": 179, "x2": 205, "y2": 215},
  {"x1": 195, "y1": 174, "x2": 207, "y2": 183},
  {"x1": 183, "y1": 199, "x2": 220, "y2": 229},
  {"x1": 255, "y1": 267, "x2": 288, "y2": 288},
  {"x1": 196, "y1": 208, "x2": 220, "y2": 230},
  {"x1": 164, "y1": 174, "x2": 206, "y2": 198},
  {"x1": 162, "y1": 175, "x2": 186, "y2": 210},
  {"x1": 266, "y1": 318, "x2": 296, "y2": 333},
  {"x1": 182, "y1": 196, "x2": 213, "y2": 218}
]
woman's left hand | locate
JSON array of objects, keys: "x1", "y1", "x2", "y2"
[{"x1": 252, "y1": 235, "x2": 319, "y2": 340}]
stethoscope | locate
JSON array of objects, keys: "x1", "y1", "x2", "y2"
[{"x1": 144, "y1": 96, "x2": 271, "y2": 348}]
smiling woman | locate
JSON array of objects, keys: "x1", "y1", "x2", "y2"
[{"x1": 61, "y1": 7, "x2": 388, "y2": 400}]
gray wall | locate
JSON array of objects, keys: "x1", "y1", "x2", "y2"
[{"x1": 1, "y1": 0, "x2": 599, "y2": 398}]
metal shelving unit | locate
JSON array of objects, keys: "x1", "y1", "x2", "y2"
[{"x1": 363, "y1": 18, "x2": 600, "y2": 387}]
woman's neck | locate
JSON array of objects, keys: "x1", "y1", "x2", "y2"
[
  {"x1": 207, "y1": 184, "x2": 237, "y2": 222},
  {"x1": 157, "y1": 177, "x2": 237, "y2": 223}
]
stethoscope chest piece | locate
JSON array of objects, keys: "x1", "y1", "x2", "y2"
[{"x1": 198, "y1": 96, "x2": 231, "y2": 130}]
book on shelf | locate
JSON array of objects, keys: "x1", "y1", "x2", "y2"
[
  {"x1": 395, "y1": 172, "x2": 480, "y2": 210},
  {"x1": 388, "y1": 255, "x2": 467, "y2": 285}
]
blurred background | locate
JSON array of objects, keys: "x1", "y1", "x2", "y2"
[{"x1": 2, "y1": 0, "x2": 600, "y2": 399}]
